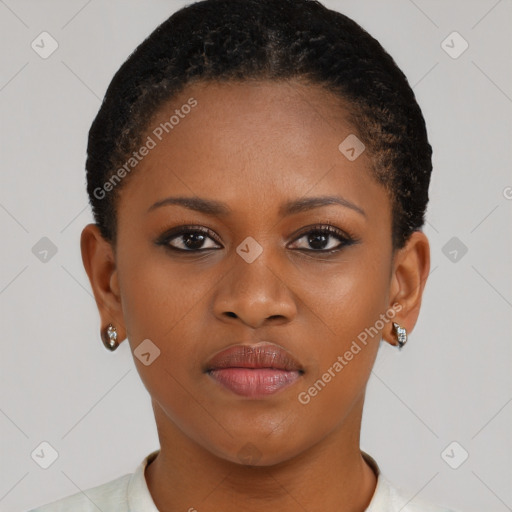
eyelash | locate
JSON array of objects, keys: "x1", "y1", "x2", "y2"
[{"x1": 156, "y1": 223, "x2": 359, "y2": 254}]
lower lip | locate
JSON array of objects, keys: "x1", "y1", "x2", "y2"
[{"x1": 207, "y1": 368, "x2": 302, "y2": 398}]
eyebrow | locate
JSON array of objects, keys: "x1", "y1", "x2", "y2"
[{"x1": 147, "y1": 195, "x2": 366, "y2": 217}]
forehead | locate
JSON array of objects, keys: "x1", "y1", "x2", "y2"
[
  {"x1": 116, "y1": 79, "x2": 388, "y2": 225},
  {"x1": 160, "y1": 79, "x2": 356, "y2": 157}
]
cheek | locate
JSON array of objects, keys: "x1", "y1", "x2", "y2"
[
  {"x1": 114, "y1": 248, "x2": 207, "y2": 414},
  {"x1": 304, "y1": 250, "x2": 391, "y2": 346},
  {"x1": 294, "y1": 251, "x2": 391, "y2": 410},
  {"x1": 116, "y1": 249, "x2": 211, "y2": 436},
  {"x1": 117, "y1": 243, "x2": 211, "y2": 344}
]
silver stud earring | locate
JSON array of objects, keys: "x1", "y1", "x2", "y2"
[
  {"x1": 392, "y1": 322, "x2": 407, "y2": 350},
  {"x1": 102, "y1": 323, "x2": 119, "y2": 351}
]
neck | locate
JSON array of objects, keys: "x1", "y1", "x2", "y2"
[{"x1": 145, "y1": 397, "x2": 378, "y2": 512}]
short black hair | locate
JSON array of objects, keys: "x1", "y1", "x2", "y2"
[{"x1": 86, "y1": 0, "x2": 432, "y2": 249}]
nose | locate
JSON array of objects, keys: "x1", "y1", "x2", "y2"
[{"x1": 212, "y1": 250, "x2": 297, "y2": 329}]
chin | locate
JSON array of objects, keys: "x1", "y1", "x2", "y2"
[{"x1": 203, "y1": 428, "x2": 313, "y2": 468}]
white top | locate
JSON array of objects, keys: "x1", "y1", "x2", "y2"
[{"x1": 28, "y1": 450, "x2": 457, "y2": 511}]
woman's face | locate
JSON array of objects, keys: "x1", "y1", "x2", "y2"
[{"x1": 92, "y1": 80, "x2": 411, "y2": 465}]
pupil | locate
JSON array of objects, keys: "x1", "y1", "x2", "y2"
[
  {"x1": 185, "y1": 233, "x2": 205, "y2": 249},
  {"x1": 309, "y1": 232, "x2": 327, "y2": 250}
]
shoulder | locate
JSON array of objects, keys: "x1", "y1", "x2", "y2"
[
  {"x1": 26, "y1": 473, "x2": 131, "y2": 512},
  {"x1": 375, "y1": 474, "x2": 460, "y2": 512},
  {"x1": 26, "y1": 449, "x2": 160, "y2": 512},
  {"x1": 362, "y1": 451, "x2": 460, "y2": 512}
]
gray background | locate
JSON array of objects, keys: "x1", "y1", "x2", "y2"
[{"x1": 1, "y1": 1, "x2": 511, "y2": 511}]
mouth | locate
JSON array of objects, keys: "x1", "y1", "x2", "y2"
[{"x1": 204, "y1": 343, "x2": 304, "y2": 398}]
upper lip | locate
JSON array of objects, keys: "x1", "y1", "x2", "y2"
[{"x1": 204, "y1": 343, "x2": 304, "y2": 372}]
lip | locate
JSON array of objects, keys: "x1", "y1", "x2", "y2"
[{"x1": 204, "y1": 343, "x2": 304, "y2": 398}]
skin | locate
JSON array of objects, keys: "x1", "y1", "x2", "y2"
[{"x1": 81, "y1": 80, "x2": 430, "y2": 511}]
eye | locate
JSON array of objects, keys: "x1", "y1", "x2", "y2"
[
  {"x1": 157, "y1": 226, "x2": 222, "y2": 252},
  {"x1": 156, "y1": 223, "x2": 357, "y2": 254},
  {"x1": 288, "y1": 224, "x2": 356, "y2": 253}
]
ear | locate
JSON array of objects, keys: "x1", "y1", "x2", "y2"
[
  {"x1": 384, "y1": 230, "x2": 430, "y2": 347},
  {"x1": 80, "y1": 223, "x2": 126, "y2": 344}
]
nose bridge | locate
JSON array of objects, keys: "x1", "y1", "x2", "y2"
[
  {"x1": 213, "y1": 236, "x2": 297, "y2": 326},
  {"x1": 234, "y1": 241, "x2": 279, "y2": 294}
]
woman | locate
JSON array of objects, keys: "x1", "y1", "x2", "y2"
[{"x1": 29, "y1": 0, "x2": 458, "y2": 510}]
